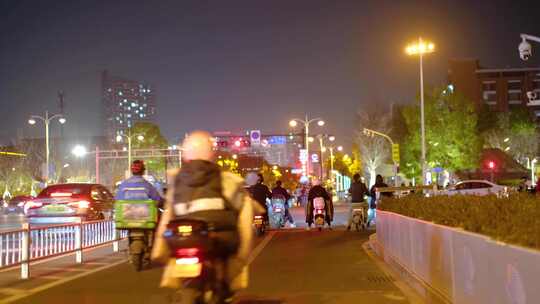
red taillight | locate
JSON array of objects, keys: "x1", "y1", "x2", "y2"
[
  {"x1": 176, "y1": 257, "x2": 200, "y2": 265},
  {"x1": 175, "y1": 248, "x2": 200, "y2": 258},
  {"x1": 68, "y1": 200, "x2": 90, "y2": 208},
  {"x1": 316, "y1": 210, "x2": 323, "y2": 214}
]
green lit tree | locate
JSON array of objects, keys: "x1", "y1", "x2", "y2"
[
  {"x1": 130, "y1": 122, "x2": 169, "y2": 175},
  {"x1": 401, "y1": 87, "x2": 481, "y2": 178}
]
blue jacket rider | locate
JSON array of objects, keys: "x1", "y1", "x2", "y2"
[{"x1": 116, "y1": 160, "x2": 162, "y2": 201}]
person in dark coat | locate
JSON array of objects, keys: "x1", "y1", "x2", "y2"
[
  {"x1": 347, "y1": 173, "x2": 368, "y2": 231},
  {"x1": 248, "y1": 174, "x2": 271, "y2": 221},
  {"x1": 306, "y1": 179, "x2": 333, "y2": 229}
]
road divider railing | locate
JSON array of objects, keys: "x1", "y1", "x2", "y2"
[{"x1": 0, "y1": 219, "x2": 128, "y2": 279}]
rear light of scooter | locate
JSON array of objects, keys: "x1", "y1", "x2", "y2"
[
  {"x1": 254, "y1": 215, "x2": 263, "y2": 219},
  {"x1": 175, "y1": 248, "x2": 201, "y2": 265},
  {"x1": 274, "y1": 208, "x2": 282, "y2": 212},
  {"x1": 316, "y1": 209, "x2": 323, "y2": 214}
]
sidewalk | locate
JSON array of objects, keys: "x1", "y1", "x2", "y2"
[{"x1": 0, "y1": 241, "x2": 128, "y2": 303}]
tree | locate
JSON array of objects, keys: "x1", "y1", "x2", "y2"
[
  {"x1": 401, "y1": 87, "x2": 481, "y2": 179},
  {"x1": 355, "y1": 109, "x2": 392, "y2": 186},
  {"x1": 130, "y1": 122, "x2": 169, "y2": 175},
  {"x1": 482, "y1": 108, "x2": 537, "y2": 163}
]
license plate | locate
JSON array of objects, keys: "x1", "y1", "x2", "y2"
[
  {"x1": 45, "y1": 205, "x2": 67, "y2": 212},
  {"x1": 254, "y1": 219, "x2": 263, "y2": 225},
  {"x1": 171, "y1": 263, "x2": 202, "y2": 278}
]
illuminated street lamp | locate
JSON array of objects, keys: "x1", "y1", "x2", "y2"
[
  {"x1": 406, "y1": 38, "x2": 435, "y2": 185},
  {"x1": 289, "y1": 115, "x2": 325, "y2": 178},
  {"x1": 116, "y1": 130, "x2": 144, "y2": 171},
  {"x1": 27, "y1": 111, "x2": 67, "y2": 183},
  {"x1": 71, "y1": 145, "x2": 88, "y2": 158}
]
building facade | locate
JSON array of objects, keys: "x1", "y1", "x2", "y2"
[
  {"x1": 102, "y1": 70, "x2": 156, "y2": 142},
  {"x1": 448, "y1": 59, "x2": 540, "y2": 118}
]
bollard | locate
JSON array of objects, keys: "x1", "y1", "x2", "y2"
[
  {"x1": 21, "y1": 223, "x2": 30, "y2": 279},
  {"x1": 75, "y1": 218, "x2": 83, "y2": 263},
  {"x1": 112, "y1": 222, "x2": 120, "y2": 253}
]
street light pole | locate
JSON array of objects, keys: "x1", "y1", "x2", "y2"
[
  {"x1": 419, "y1": 42, "x2": 427, "y2": 185},
  {"x1": 406, "y1": 37, "x2": 434, "y2": 185},
  {"x1": 116, "y1": 129, "x2": 144, "y2": 175},
  {"x1": 363, "y1": 128, "x2": 399, "y2": 186},
  {"x1": 28, "y1": 110, "x2": 66, "y2": 183},
  {"x1": 289, "y1": 115, "x2": 325, "y2": 179}
]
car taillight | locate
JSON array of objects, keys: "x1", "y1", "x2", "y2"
[
  {"x1": 25, "y1": 201, "x2": 43, "y2": 209},
  {"x1": 68, "y1": 201, "x2": 90, "y2": 208}
]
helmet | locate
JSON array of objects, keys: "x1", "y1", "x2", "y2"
[
  {"x1": 245, "y1": 172, "x2": 259, "y2": 187},
  {"x1": 131, "y1": 160, "x2": 146, "y2": 175}
]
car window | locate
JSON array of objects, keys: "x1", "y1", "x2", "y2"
[
  {"x1": 99, "y1": 186, "x2": 114, "y2": 200},
  {"x1": 471, "y1": 182, "x2": 491, "y2": 189},
  {"x1": 91, "y1": 186, "x2": 104, "y2": 200},
  {"x1": 455, "y1": 183, "x2": 470, "y2": 190}
]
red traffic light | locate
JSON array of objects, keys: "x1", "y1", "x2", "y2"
[{"x1": 488, "y1": 161, "x2": 495, "y2": 169}]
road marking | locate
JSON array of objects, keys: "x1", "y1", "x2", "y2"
[
  {"x1": 0, "y1": 288, "x2": 26, "y2": 295},
  {"x1": 83, "y1": 262, "x2": 110, "y2": 266},
  {"x1": 247, "y1": 231, "x2": 275, "y2": 265},
  {"x1": 0, "y1": 240, "x2": 127, "y2": 274},
  {"x1": 0, "y1": 259, "x2": 127, "y2": 304}
]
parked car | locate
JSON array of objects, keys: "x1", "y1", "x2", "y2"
[
  {"x1": 25, "y1": 183, "x2": 115, "y2": 224},
  {"x1": 444, "y1": 180, "x2": 508, "y2": 197},
  {"x1": 2, "y1": 195, "x2": 34, "y2": 215}
]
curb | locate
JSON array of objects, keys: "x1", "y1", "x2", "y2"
[{"x1": 367, "y1": 234, "x2": 451, "y2": 304}]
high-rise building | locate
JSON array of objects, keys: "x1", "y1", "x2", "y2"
[
  {"x1": 102, "y1": 70, "x2": 156, "y2": 141},
  {"x1": 448, "y1": 59, "x2": 540, "y2": 117}
]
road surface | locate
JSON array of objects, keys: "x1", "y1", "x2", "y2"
[{"x1": 1, "y1": 229, "x2": 412, "y2": 303}]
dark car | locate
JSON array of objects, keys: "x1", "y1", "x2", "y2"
[
  {"x1": 25, "y1": 183, "x2": 115, "y2": 224},
  {"x1": 2, "y1": 195, "x2": 34, "y2": 215}
]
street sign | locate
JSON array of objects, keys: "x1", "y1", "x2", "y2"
[
  {"x1": 250, "y1": 130, "x2": 261, "y2": 146},
  {"x1": 311, "y1": 153, "x2": 319, "y2": 163},
  {"x1": 291, "y1": 168, "x2": 303, "y2": 174},
  {"x1": 268, "y1": 136, "x2": 286, "y2": 145},
  {"x1": 392, "y1": 144, "x2": 400, "y2": 163}
]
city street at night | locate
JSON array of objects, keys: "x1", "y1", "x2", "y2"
[{"x1": 1, "y1": 226, "x2": 416, "y2": 304}]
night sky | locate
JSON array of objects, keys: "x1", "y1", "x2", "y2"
[{"x1": 1, "y1": 0, "x2": 539, "y2": 147}]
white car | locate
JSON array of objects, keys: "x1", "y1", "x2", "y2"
[{"x1": 445, "y1": 180, "x2": 508, "y2": 196}]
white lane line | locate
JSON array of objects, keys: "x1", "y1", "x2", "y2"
[
  {"x1": 246, "y1": 231, "x2": 275, "y2": 265},
  {"x1": 1, "y1": 259, "x2": 126, "y2": 304}
]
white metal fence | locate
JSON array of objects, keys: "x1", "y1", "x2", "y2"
[{"x1": 0, "y1": 220, "x2": 127, "y2": 279}]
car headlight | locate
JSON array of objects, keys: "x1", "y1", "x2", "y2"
[{"x1": 2, "y1": 202, "x2": 7, "y2": 208}]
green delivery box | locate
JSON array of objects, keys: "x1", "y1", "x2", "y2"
[{"x1": 114, "y1": 200, "x2": 158, "y2": 229}]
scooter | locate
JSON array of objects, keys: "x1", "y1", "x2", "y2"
[
  {"x1": 313, "y1": 197, "x2": 326, "y2": 231},
  {"x1": 164, "y1": 218, "x2": 235, "y2": 304},
  {"x1": 351, "y1": 206, "x2": 366, "y2": 232},
  {"x1": 253, "y1": 214, "x2": 266, "y2": 236},
  {"x1": 114, "y1": 199, "x2": 159, "y2": 272},
  {"x1": 270, "y1": 196, "x2": 286, "y2": 229}
]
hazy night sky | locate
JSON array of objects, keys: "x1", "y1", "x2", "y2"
[{"x1": 1, "y1": 0, "x2": 539, "y2": 147}]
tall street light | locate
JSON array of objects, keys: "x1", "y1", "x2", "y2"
[
  {"x1": 28, "y1": 111, "x2": 67, "y2": 183},
  {"x1": 289, "y1": 115, "x2": 325, "y2": 178},
  {"x1": 116, "y1": 130, "x2": 144, "y2": 173},
  {"x1": 317, "y1": 134, "x2": 335, "y2": 181},
  {"x1": 324, "y1": 144, "x2": 342, "y2": 186},
  {"x1": 406, "y1": 38, "x2": 435, "y2": 185}
]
